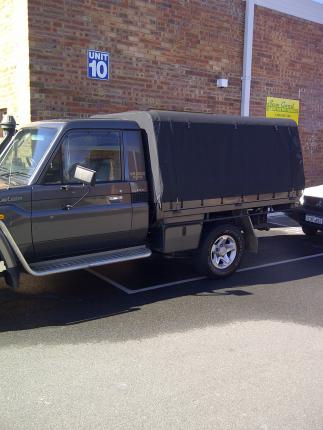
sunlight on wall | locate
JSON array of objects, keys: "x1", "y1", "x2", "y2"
[
  {"x1": 13, "y1": 0, "x2": 31, "y2": 125},
  {"x1": 0, "y1": 0, "x2": 30, "y2": 125}
]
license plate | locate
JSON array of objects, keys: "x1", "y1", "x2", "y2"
[{"x1": 305, "y1": 214, "x2": 323, "y2": 225}]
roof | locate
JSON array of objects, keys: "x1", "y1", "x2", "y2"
[
  {"x1": 20, "y1": 118, "x2": 140, "y2": 131},
  {"x1": 93, "y1": 110, "x2": 297, "y2": 127}
]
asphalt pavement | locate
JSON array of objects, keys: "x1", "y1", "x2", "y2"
[{"x1": 0, "y1": 214, "x2": 323, "y2": 429}]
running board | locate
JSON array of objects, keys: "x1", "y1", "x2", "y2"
[
  {"x1": 0, "y1": 221, "x2": 152, "y2": 277},
  {"x1": 27, "y1": 246, "x2": 152, "y2": 276}
]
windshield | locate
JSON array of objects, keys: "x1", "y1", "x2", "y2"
[{"x1": 0, "y1": 127, "x2": 59, "y2": 186}]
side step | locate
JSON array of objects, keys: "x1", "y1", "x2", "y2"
[{"x1": 27, "y1": 246, "x2": 151, "y2": 276}]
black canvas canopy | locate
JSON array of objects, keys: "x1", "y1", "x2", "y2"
[{"x1": 94, "y1": 110, "x2": 305, "y2": 204}]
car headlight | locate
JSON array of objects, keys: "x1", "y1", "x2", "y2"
[{"x1": 299, "y1": 193, "x2": 304, "y2": 205}]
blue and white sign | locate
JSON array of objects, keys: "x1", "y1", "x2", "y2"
[{"x1": 87, "y1": 50, "x2": 109, "y2": 80}]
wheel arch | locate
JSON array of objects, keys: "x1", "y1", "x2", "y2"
[{"x1": 200, "y1": 211, "x2": 258, "y2": 253}]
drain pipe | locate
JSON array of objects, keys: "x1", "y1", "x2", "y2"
[{"x1": 241, "y1": 0, "x2": 255, "y2": 116}]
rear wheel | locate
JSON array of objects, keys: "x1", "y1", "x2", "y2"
[
  {"x1": 195, "y1": 224, "x2": 245, "y2": 278},
  {"x1": 302, "y1": 225, "x2": 318, "y2": 236}
]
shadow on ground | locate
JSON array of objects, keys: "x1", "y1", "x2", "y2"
[{"x1": 0, "y1": 232, "x2": 323, "y2": 346}]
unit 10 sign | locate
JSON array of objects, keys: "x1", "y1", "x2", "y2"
[{"x1": 87, "y1": 50, "x2": 109, "y2": 80}]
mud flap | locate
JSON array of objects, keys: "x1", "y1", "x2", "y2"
[
  {"x1": 4, "y1": 267, "x2": 20, "y2": 289},
  {"x1": 240, "y1": 213, "x2": 258, "y2": 253}
]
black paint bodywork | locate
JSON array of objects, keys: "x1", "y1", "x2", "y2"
[
  {"x1": 292, "y1": 196, "x2": 323, "y2": 232},
  {"x1": 0, "y1": 119, "x2": 149, "y2": 263},
  {"x1": 0, "y1": 113, "x2": 304, "y2": 288}
]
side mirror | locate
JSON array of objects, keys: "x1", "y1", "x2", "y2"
[{"x1": 73, "y1": 165, "x2": 96, "y2": 186}]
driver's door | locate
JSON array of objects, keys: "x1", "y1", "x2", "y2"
[{"x1": 31, "y1": 129, "x2": 133, "y2": 259}]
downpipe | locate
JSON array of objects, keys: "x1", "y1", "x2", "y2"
[{"x1": 241, "y1": 0, "x2": 255, "y2": 117}]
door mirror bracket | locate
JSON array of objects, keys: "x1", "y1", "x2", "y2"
[{"x1": 63, "y1": 166, "x2": 97, "y2": 211}]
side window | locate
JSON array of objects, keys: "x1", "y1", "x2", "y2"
[
  {"x1": 61, "y1": 130, "x2": 122, "y2": 183},
  {"x1": 41, "y1": 130, "x2": 122, "y2": 185},
  {"x1": 124, "y1": 131, "x2": 146, "y2": 181}
]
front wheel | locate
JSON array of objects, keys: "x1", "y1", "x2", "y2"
[{"x1": 195, "y1": 224, "x2": 245, "y2": 278}]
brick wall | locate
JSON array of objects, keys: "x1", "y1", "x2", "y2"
[
  {"x1": 252, "y1": 6, "x2": 323, "y2": 186},
  {"x1": 24, "y1": 1, "x2": 323, "y2": 186},
  {"x1": 0, "y1": 0, "x2": 30, "y2": 125},
  {"x1": 27, "y1": 0, "x2": 245, "y2": 120}
]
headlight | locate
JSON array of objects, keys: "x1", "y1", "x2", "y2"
[{"x1": 299, "y1": 193, "x2": 304, "y2": 205}]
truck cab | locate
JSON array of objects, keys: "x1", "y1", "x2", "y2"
[{"x1": 0, "y1": 119, "x2": 151, "y2": 288}]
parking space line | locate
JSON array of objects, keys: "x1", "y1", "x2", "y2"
[
  {"x1": 87, "y1": 268, "x2": 206, "y2": 295},
  {"x1": 268, "y1": 212, "x2": 285, "y2": 218},
  {"x1": 88, "y1": 252, "x2": 323, "y2": 295},
  {"x1": 87, "y1": 269, "x2": 131, "y2": 294},
  {"x1": 237, "y1": 252, "x2": 323, "y2": 272},
  {"x1": 269, "y1": 221, "x2": 291, "y2": 227},
  {"x1": 269, "y1": 222, "x2": 301, "y2": 229}
]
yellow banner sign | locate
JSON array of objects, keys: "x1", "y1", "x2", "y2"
[{"x1": 266, "y1": 97, "x2": 300, "y2": 124}]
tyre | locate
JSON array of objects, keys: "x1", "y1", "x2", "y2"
[
  {"x1": 195, "y1": 224, "x2": 245, "y2": 278},
  {"x1": 302, "y1": 225, "x2": 318, "y2": 236}
]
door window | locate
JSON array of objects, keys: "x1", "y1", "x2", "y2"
[{"x1": 42, "y1": 130, "x2": 122, "y2": 184}]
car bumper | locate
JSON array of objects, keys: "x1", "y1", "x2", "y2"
[{"x1": 292, "y1": 206, "x2": 323, "y2": 230}]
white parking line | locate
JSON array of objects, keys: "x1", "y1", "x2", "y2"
[
  {"x1": 88, "y1": 252, "x2": 323, "y2": 295},
  {"x1": 268, "y1": 212, "x2": 285, "y2": 218},
  {"x1": 269, "y1": 221, "x2": 301, "y2": 229},
  {"x1": 269, "y1": 221, "x2": 290, "y2": 227},
  {"x1": 87, "y1": 269, "x2": 131, "y2": 294},
  {"x1": 266, "y1": 226, "x2": 304, "y2": 236},
  {"x1": 237, "y1": 252, "x2": 323, "y2": 272}
]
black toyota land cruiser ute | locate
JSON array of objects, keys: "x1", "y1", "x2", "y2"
[{"x1": 0, "y1": 111, "x2": 304, "y2": 289}]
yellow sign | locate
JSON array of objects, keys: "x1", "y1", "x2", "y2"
[{"x1": 266, "y1": 97, "x2": 300, "y2": 124}]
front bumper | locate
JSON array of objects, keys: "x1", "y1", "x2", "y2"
[{"x1": 292, "y1": 206, "x2": 323, "y2": 230}]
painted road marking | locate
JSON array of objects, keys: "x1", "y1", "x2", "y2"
[
  {"x1": 87, "y1": 269, "x2": 206, "y2": 295},
  {"x1": 268, "y1": 225, "x2": 303, "y2": 235},
  {"x1": 86, "y1": 271, "x2": 131, "y2": 294},
  {"x1": 88, "y1": 252, "x2": 323, "y2": 295},
  {"x1": 237, "y1": 252, "x2": 323, "y2": 272},
  {"x1": 270, "y1": 224, "x2": 303, "y2": 232},
  {"x1": 268, "y1": 212, "x2": 285, "y2": 218},
  {"x1": 269, "y1": 221, "x2": 292, "y2": 227}
]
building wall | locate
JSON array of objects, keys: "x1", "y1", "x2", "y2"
[
  {"x1": 251, "y1": 6, "x2": 323, "y2": 186},
  {"x1": 27, "y1": 0, "x2": 245, "y2": 120},
  {"x1": 0, "y1": 0, "x2": 30, "y2": 125},
  {"x1": 23, "y1": 0, "x2": 323, "y2": 186}
]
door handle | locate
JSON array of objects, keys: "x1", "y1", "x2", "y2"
[{"x1": 108, "y1": 195, "x2": 123, "y2": 202}]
